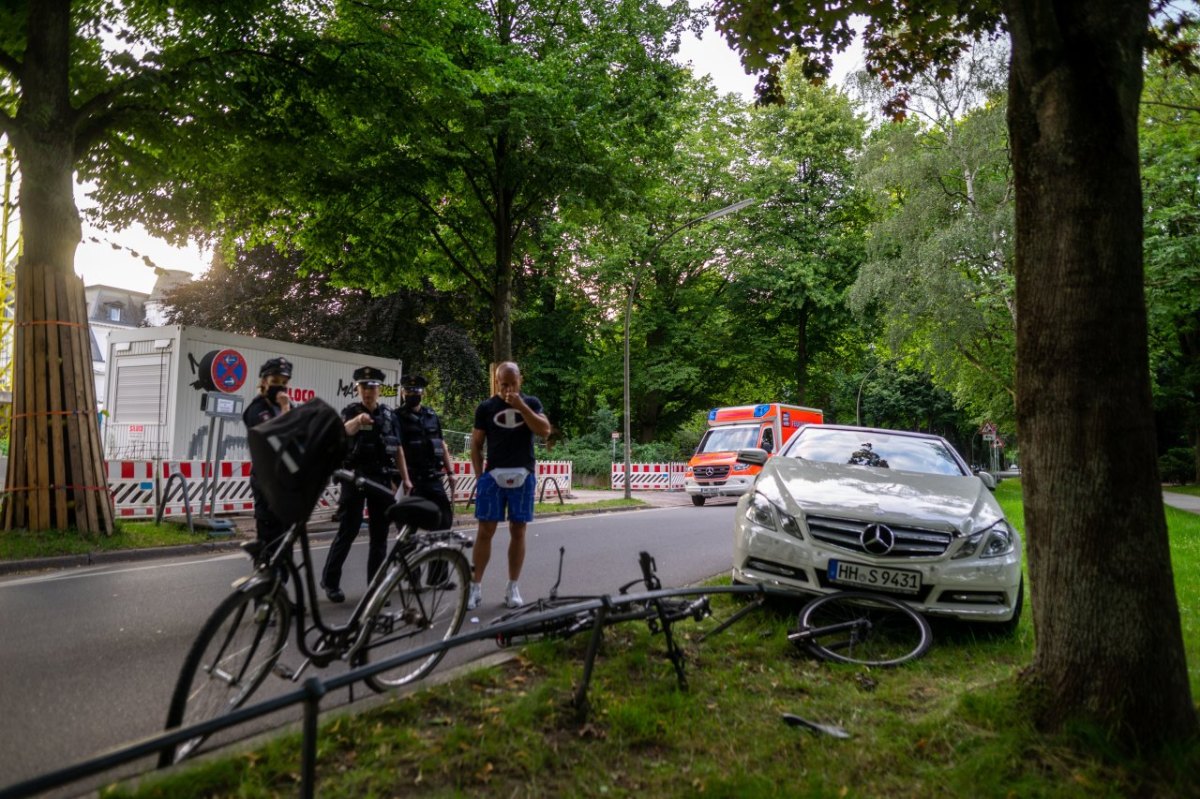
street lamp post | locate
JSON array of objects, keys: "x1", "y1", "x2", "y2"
[
  {"x1": 855, "y1": 355, "x2": 903, "y2": 426},
  {"x1": 622, "y1": 198, "x2": 756, "y2": 499},
  {"x1": 855, "y1": 362, "x2": 883, "y2": 427}
]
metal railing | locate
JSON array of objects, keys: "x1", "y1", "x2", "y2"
[{"x1": 0, "y1": 582, "x2": 777, "y2": 799}]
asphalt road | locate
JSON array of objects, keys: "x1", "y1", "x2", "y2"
[{"x1": 0, "y1": 499, "x2": 739, "y2": 797}]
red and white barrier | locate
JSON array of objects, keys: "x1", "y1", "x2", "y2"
[
  {"x1": 104, "y1": 458, "x2": 575, "y2": 517},
  {"x1": 610, "y1": 462, "x2": 687, "y2": 491},
  {"x1": 106, "y1": 460, "x2": 257, "y2": 518}
]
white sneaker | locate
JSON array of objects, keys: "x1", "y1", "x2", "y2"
[
  {"x1": 505, "y1": 581, "x2": 523, "y2": 609},
  {"x1": 467, "y1": 582, "x2": 482, "y2": 610}
]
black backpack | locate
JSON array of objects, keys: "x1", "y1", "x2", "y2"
[{"x1": 247, "y1": 398, "x2": 347, "y2": 526}]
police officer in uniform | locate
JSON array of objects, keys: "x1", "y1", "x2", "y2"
[
  {"x1": 395, "y1": 375, "x2": 456, "y2": 531},
  {"x1": 321, "y1": 366, "x2": 411, "y2": 603},
  {"x1": 243, "y1": 357, "x2": 293, "y2": 553}
]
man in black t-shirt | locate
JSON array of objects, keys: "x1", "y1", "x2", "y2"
[
  {"x1": 320, "y1": 366, "x2": 411, "y2": 603},
  {"x1": 468, "y1": 361, "x2": 552, "y2": 610},
  {"x1": 242, "y1": 357, "x2": 293, "y2": 554}
]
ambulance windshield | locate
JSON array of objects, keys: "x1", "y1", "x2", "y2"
[{"x1": 696, "y1": 425, "x2": 760, "y2": 454}]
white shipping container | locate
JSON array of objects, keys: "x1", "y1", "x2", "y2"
[{"x1": 103, "y1": 326, "x2": 401, "y2": 461}]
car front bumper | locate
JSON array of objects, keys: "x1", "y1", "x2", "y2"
[{"x1": 732, "y1": 502, "x2": 1023, "y2": 623}]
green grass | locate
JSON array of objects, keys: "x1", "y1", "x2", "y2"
[
  {"x1": 1166, "y1": 484, "x2": 1200, "y2": 498},
  {"x1": 533, "y1": 498, "x2": 645, "y2": 514},
  {"x1": 0, "y1": 520, "x2": 215, "y2": 561},
  {"x1": 104, "y1": 479, "x2": 1200, "y2": 799}
]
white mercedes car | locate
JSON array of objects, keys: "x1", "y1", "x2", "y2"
[{"x1": 732, "y1": 424, "x2": 1023, "y2": 630}]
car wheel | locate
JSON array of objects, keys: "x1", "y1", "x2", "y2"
[{"x1": 691, "y1": 495, "x2": 706, "y2": 507}]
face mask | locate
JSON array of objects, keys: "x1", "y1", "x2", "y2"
[{"x1": 403, "y1": 393, "x2": 422, "y2": 409}]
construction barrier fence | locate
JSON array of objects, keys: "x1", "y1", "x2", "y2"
[
  {"x1": 610, "y1": 462, "x2": 687, "y2": 491},
  {"x1": 105, "y1": 459, "x2": 575, "y2": 518}
]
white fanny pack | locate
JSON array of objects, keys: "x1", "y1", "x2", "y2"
[{"x1": 490, "y1": 467, "x2": 531, "y2": 488}]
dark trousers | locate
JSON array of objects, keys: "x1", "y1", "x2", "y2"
[{"x1": 321, "y1": 479, "x2": 392, "y2": 591}]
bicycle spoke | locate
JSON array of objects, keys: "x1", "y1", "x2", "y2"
[{"x1": 362, "y1": 547, "x2": 469, "y2": 691}]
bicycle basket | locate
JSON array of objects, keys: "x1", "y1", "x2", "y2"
[{"x1": 247, "y1": 398, "x2": 347, "y2": 525}]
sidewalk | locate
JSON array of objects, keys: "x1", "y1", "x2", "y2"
[
  {"x1": 0, "y1": 488, "x2": 697, "y2": 576},
  {"x1": 1163, "y1": 490, "x2": 1200, "y2": 514}
]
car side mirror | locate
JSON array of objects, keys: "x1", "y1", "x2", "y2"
[
  {"x1": 976, "y1": 471, "x2": 997, "y2": 491},
  {"x1": 737, "y1": 448, "x2": 769, "y2": 466}
]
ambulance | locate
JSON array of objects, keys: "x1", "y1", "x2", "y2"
[{"x1": 685, "y1": 403, "x2": 824, "y2": 506}]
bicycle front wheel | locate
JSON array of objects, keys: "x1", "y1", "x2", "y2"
[
  {"x1": 794, "y1": 591, "x2": 931, "y2": 667},
  {"x1": 159, "y1": 582, "x2": 290, "y2": 766},
  {"x1": 362, "y1": 546, "x2": 470, "y2": 692}
]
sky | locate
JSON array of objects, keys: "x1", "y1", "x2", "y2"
[{"x1": 73, "y1": 12, "x2": 861, "y2": 295}]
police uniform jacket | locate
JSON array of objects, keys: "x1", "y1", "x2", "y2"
[
  {"x1": 341, "y1": 402, "x2": 401, "y2": 477},
  {"x1": 396, "y1": 405, "x2": 447, "y2": 482}
]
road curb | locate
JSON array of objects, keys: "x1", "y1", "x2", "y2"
[{"x1": 0, "y1": 505, "x2": 648, "y2": 577}]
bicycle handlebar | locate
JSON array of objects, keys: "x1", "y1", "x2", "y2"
[{"x1": 332, "y1": 468, "x2": 396, "y2": 503}]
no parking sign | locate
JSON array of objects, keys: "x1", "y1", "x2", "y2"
[{"x1": 194, "y1": 348, "x2": 248, "y2": 393}]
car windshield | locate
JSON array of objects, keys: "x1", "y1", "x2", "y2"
[
  {"x1": 787, "y1": 428, "x2": 966, "y2": 476},
  {"x1": 696, "y1": 425, "x2": 759, "y2": 454}
]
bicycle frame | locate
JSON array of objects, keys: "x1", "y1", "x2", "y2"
[{"x1": 236, "y1": 482, "x2": 464, "y2": 678}]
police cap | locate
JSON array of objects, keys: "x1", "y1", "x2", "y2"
[
  {"x1": 402, "y1": 374, "x2": 428, "y2": 390},
  {"x1": 353, "y1": 366, "x2": 385, "y2": 386},
  {"x1": 260, "y1": 357, "x2": 293, "y2": 379}
]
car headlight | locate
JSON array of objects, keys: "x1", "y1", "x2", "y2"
[
  {"x1": 953, "y1": 520, "x2": 1016, "y2": 559},
  {"x1": 745, "y1": 493, "x2": 803, "y2": 539},
  {"x1": 732, "y1": 462, "x2": 751, "y2": 471}
]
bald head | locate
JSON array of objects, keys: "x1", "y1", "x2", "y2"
[{"x1": 495, "y1": 361, "x2": 522, "y2": 398}]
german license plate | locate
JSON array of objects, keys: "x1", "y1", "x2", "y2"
[
  {"x1": 827, "y1": 559, "x2": 921, "y2": 595},
  {"x1": 700, "y1": 487, "x2": 718, "y2": 497}
]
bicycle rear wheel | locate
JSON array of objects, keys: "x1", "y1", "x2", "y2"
[
  {"x1": 794, "y1": 591, "x2": 931, "y2": 667},
  {"x1": 362, "y1": 546, "x2": 470, "y2": 691},
  {"x1": 160, "y1": 582, "x2": 290, "y2": 766}
]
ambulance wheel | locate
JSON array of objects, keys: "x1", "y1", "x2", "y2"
[{"x1": 691, "y1": 495, "x2": 706, "y2": 507}]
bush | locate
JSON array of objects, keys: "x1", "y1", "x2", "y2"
[{"x1": 1160, "y1": 446, "x2": 1197, "y2": 485}]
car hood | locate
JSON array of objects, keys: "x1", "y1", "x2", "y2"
[{"x1": 759, "y1": 457, "x2": 1003, "y2": 536}]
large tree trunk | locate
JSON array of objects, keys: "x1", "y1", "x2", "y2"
[
  {"x1": 1006, "y1": 0, "x2": 1196, "y2": 743},
  {"x1": 3, "y1": 0, "x2": 114, "y2": 534}
]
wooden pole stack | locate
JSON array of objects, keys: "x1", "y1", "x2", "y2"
[{"x1": 3, "y1": 265, "x2": 113, "y2": 534}]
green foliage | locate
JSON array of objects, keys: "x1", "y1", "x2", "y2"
[
  {"x1": 850, "y1": 43, "x2": 1016, "y2": 429},
  {"x1": 1142, "y1": 45, "x2": 1200, "y2": 474},
  {"x1": 417, "y1": 325, "x2": 488, "y2": 423},
  {"x1": 1160, "y1": 447, "x2": 1197, "y2": 485},
  {"x1": 723, "y1": 55, "x2": 871, "y2": 406}
]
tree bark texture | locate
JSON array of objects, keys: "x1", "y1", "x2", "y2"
[
  {"x1": 3, "y1": 0, "x2": 114, "y2": 533},
  {"x1": 1005, "y1": 0, "x2": 1196, "y2": 742}
]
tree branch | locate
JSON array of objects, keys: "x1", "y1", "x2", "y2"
[{"x1": 1141, "y1": 99, "x2": 1200, "y2": 114}]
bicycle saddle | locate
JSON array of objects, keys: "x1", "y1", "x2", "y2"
[{"x1": 386, "y1": 495, "x2": 444, "y2": 530}]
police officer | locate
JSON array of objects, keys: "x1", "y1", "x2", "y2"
[
  {"x1": 395, "y1": 374, "x2": 456, "y2": 531},
  {"x1": 321, "y1": 366, "x2": 411, "y2": 603},
  {"x1": 243, "y1": 357, "x2": 293, "y2": 554},
  {"x1": 395, "y1": 374, "x2": 457, "y2": 586}
]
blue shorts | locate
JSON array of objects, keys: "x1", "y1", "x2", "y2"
[{"x1": 474, "y1": 470, "x2": 536, "y2": 523}]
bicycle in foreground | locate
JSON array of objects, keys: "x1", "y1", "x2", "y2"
[
  {"x1": 160, "y1": 468, "x2": 471, "y2": 766},
  {"x1": 494, "y1": 549, "x2": 932, "y2": 671}
]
